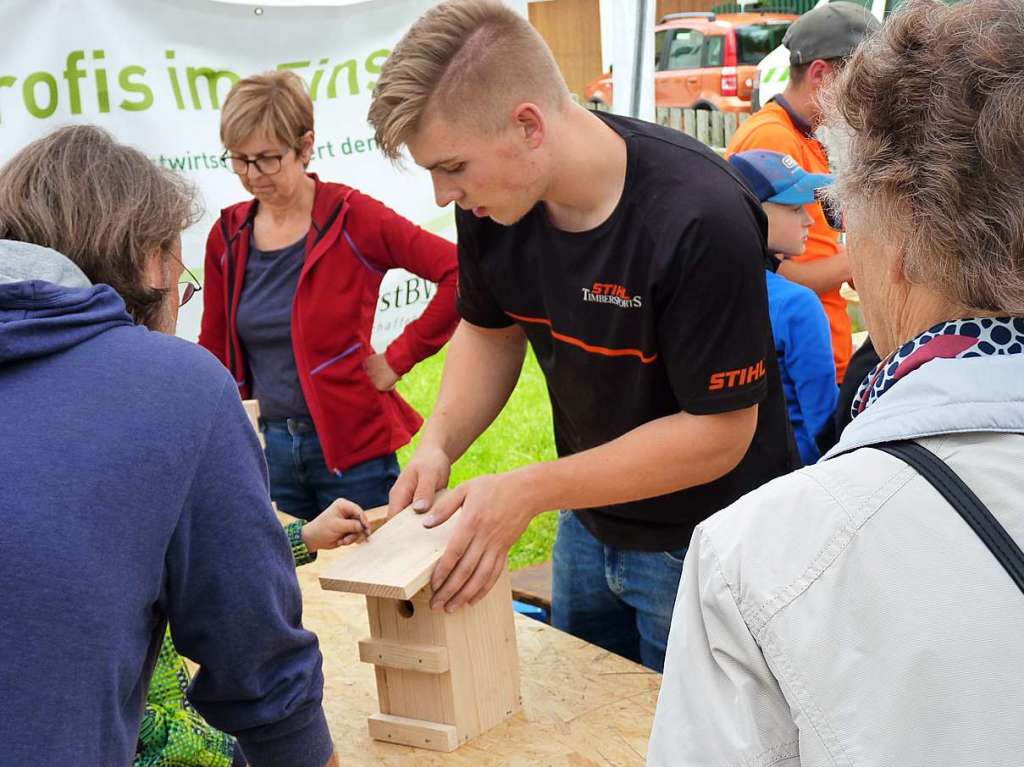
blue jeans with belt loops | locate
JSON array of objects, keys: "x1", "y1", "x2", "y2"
[
  {"x1": 551, "y1": 510, "x2": 687, "y2": 672},
  {"x1": 261, "y1": 417, "x2": 399, "y2": 521}
]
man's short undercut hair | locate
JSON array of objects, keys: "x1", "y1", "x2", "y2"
[
  {"x1": 788, "y1": 57, "x2": 843, "y2": 87},
  {"x1": 220, "y1": 71, "x2": 314, "y2": 152},
  {"x1": 824, "y1": 0, "x2": 1024, "y2": 314},
  {"x1": 368, "y1": 0, "x2": 570, "y2": 160}
]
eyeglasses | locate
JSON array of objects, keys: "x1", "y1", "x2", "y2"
[
  {"x1": 222, "y1": 150, "x2": 288, "y2": 176},
  {"x1": 815, "y1": 188, "x2": 845, "y2": 232},
  {"x1": 177, "y1": 263, "x2": 202, "y2": 307}
]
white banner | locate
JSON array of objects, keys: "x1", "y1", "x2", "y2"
[
  {"x1": 610, "y1": 0, "x2": 655, "y2": 122},
  {"x1": 0, "y1": 0, "x2": 525, "y2": 347}
]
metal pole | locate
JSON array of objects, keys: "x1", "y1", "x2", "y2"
[{"x1": 629, "y1": 0, "x2": 648, "y2": 118}]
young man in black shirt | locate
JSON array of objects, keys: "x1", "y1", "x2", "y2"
[{"x1": 369, "y1": 0, "x2": 798, "y2": 670}]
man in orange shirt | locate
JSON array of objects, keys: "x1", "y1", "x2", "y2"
[{"x1": 727, "y1": 2, "x2": 880, "y2": 383}]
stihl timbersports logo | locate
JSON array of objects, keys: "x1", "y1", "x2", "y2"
[{"x1": 581, "y1": 282, "x2": 643, "y2": 309}]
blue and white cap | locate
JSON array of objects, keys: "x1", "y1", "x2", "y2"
[{"x1": 729, "y1": 150, "x2": 834, "y2": 205}]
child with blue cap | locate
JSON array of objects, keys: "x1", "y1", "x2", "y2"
[{"x1": 729, "y1": 150, "x2": 838, "y2": 464}]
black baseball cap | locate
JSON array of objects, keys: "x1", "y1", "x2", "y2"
[{"x1": 783, "y1": 2, "x2": 882, "y2": 66}]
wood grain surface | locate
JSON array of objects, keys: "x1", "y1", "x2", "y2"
[
  {"x1": 319, "y1": 501, "x2": 457, "y2": 600},
  {"x1": 302, "y1": 545, "x2": 660, "y2": 766}
]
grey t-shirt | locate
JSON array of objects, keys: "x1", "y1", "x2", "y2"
[{"x1": 236, "y1": 235, "x2": 311, "y2": 420}]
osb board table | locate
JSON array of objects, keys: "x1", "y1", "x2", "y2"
[{"x1": 298, "y1": 545, "x2": 660, "y2": 766}]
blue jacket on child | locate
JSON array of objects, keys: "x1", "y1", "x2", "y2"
[{"x1": 766, "y1": 269, "x2": 838, "y2": 464}]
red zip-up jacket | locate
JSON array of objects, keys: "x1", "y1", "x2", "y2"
[{"x1": 198, "y1": 175, "x2": 458, "y2": 473}]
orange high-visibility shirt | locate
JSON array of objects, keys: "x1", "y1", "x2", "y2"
[{"x1": 726, "y1": 99, "x2": 852, "y2": 383}]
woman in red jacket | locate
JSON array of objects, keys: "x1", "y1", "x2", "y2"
[{"x1": 199, "y1": 71, "x2": 458, "y2": 520}]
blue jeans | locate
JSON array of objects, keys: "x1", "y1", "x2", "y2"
[
  {"x1": 262, "y1": 418, "x2": 399, "y2": 521},
  {"x1": 551, "y1": 510, "x2": 687, "y2": 672}
]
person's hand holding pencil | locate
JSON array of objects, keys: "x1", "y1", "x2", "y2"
[{"x1": 301, "y1": 498, "x2": 371, "y2": 551}]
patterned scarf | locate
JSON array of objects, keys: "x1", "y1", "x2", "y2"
[{"x1": 852, "y1": 317, "x2": 1024, "y2": 418}]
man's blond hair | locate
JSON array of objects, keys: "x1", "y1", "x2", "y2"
[{"x1": 368, "y1": 0, "x2": 569, "y2": 159}]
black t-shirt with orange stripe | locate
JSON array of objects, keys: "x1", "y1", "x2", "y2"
[{"x1": 456, "y1": 112, "x2": 799, "y2": 551}]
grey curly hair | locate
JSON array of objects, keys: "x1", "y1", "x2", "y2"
[{"x1": 825, "y1": 0, "x2": 1024, "y2": 314}]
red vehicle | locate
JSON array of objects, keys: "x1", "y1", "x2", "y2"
[{"x1": 584, "y1": 11, "x2": 798, "y2": 113}]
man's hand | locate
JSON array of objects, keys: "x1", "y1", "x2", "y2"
[
  {"x1": 420, "y1": 472, "x2": 537, "y2": 613},
  {"x1": 302, "y1": 499, "x2": 370, "y2": 551},
  {"x1": 387, "y1": 443, "x2": 452, "y2": 519},
  {"x1": 363, "y1": 353, "x2": 400, "y2": 391}
]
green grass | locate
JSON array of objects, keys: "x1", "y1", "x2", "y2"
[{"x1": 395, "y1": 347, "x2": 558, "y2": 570}]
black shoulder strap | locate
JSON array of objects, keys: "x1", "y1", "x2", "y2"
[{"x1": 873, "y1": 440, "x2": 1024, "y2": 596}]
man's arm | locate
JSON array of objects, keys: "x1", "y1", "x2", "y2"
[
  {"x1": 387, "y1": 319, "x2": 527, "y2": 515},
  {"x1": 778, "y1": 243, "x2": 850, "y2": 294},
  {"x1": 421, "y1": 404, "x2": 758, "y2": 612},
  {"x1": 166, "y1": 380, "x2": 334, "y2": 767}
]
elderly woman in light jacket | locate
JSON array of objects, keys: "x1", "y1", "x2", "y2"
[{"x1": 649, "y1": 1, "x2": 1024, "y2": 765}]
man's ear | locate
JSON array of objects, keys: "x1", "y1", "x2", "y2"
[
  {"x1": 807, "y1": 59, "x2": 834, "y2": 89},
  {"x1": 888, "y1": 242, "x2": 908, "y2": 288},
  {"x1": 511, "y1": 102, "x2": 546, "y2": 149},
  {"x1": 143, "y1": 249, "x2": 171, "y2": 292}
]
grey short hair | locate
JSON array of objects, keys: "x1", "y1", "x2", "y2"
[
  {"x1": 825, "y1": 0, "x2": 1024, "y2": 314},
  {"x1": 0, "y1": 125, "x2": 201, "y2": 326}
]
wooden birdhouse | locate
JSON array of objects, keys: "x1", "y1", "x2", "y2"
[{"x1": 319, "y1": 505, "x2": 522, "y2": 752}]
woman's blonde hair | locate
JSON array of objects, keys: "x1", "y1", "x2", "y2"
[
  {"x1": 825, "y1": 0, "x2": 1024, "y2": 314},
  {"x1": 220, "y1": 70, "x2": 315, "y2": 153},
  {"x1": 368, "y1": 0, "x2": 569, "y2": 160},
  {"x1": 0, "y1": 125, "x2": 200, "y2": 326}
]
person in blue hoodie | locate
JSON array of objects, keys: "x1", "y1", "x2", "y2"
[
  {"x1": 0, "y1": 125, "x2": 339, "y2": 767},
  {"x1": 729, "y1": 150, "x2": 839, "y2": 465}
]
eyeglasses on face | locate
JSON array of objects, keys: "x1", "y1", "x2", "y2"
[
  {"x1": 221, "y1": 150, "x2": 290, "y2": 176},
  {"x1": 177, "y1": 263, "x2": 202, "y2": 307}
]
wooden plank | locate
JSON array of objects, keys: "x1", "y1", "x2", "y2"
[
  {"x1": 447, "y1": 570, "x2": 522, "y2": 739},
  {"x1": 683, "y1": 108, "x2": 696, "y2": 138},
  {"x1": 366, "y1": 594, "x2": 453, "y2": 726},
  {"x1": 710, "y1": 111, "x2": 724, "y2": 149},
  {"x1": 657, "y1": 0, "x2": 721, "y2": 16},
  {"x1": 242, "y1": 399, "x2": 260, "y2": 431},
  {"x1": 364, "y1": 505, "x2": 390, "y2": 532},
  {"x1": 669, "y1": 107, "x2": 683, "y2": 132},
  {"x1": 723, "y1": 112, "x2": 739, "y2": 148},
  {"x1": 365, "y1": 597, "x2": 392, "y2": 716},
  {"x1": 510, "y1": 561, "x2": 552, "y2": 611},
  {"x1": 359, "y1": 639, "x2": 450, "y2": 674},
  {"x1": 301, "y1": 546, "x2": 661, "y2": 765},
  {"x1": 320, "y1": 493, "x2": 456, "y2": 599},
  {"x1": 696, "y1": 109, "x2": 710, "y2": 146},
  {"x1": 655, "y1": 106, "x2": 670, "y2": 127},
  {"x1": 367, "y1": 714, "x2": 459, "y2": 752},
  {"x1": 241, "y1": 399, "x2": 264, "y2": 447},
  {"x1": 528, "y1": 0, "x2": 603, "y2": 102}
]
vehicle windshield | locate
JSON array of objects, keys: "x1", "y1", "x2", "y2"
[{"x1": 736, "y1": 23, "x2": 790, "y2": 65}]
